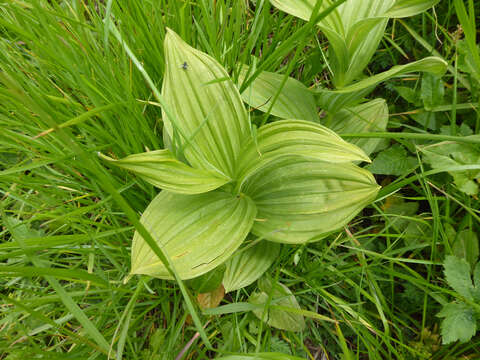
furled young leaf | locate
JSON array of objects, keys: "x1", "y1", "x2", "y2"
[
  {"x1": 239, "y1": 66, "x2": 318, "y2": 122},
  {"x1": 216, "y1": 353, "x2": 306, "y2": 360},
  {"x1": 366, "y1": 144, "x2": 418, "y2": 176},
  {"x1": 420, "y1": 141, "x2": 480, "y2": 196},
  {"x1": 340, "y1": 17, "x2": 388, "y2": 86},
  {"x1": 241, "y1": 156, "x2": 380, "y2": 243},
  {"x1": 437, "y1": 302, "x2": 477, "y2": 344},
  {"x1": 131, "y1": 191, "x2": 256, "y2": 280},
  {"x1": 453, "y1": 230, "x2": 479, "y2": 270},
  {"x1": 249, "y1": 278, "x2": 306, "y2": 332},
  {"x1": 99, "y1": 150, "x2": 229, "y2": 194},
  {"x1": 223, "y1": 241, "x2": 280, "y2": 293},
  {"x1": 236, "y1": 119, "x2": 371, "y2": 187},
  {"x1": 443, "y1": 255, "x2": 474, "y2": 300},
  {"x1": 329, "y1": 98, "x2": 388, "y2": 156},
  {"x1": 162, "y1": 29, "x2": 251, "y2": 178},
  {"x1": 318, "y1": 24, "x2": 351, "y2": 87}
]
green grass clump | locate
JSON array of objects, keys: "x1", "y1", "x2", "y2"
[{"x1": 1, "y1": 1, "x2": 480, "y2": 359}]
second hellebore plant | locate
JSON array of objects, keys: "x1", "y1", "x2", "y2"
[{"x1": 101, "y1": 29, "x2": 380, "y2": 282}]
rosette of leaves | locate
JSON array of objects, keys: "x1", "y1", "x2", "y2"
[
  {"x1": 101, "y1": 29, "x2": 380, "y2": 281},
  {"x1": 240, "y1": 0, "x2": 447, "y2": 139},
  {"x1": 269, "y1": 0, "x2": 444, "y2": 88}
]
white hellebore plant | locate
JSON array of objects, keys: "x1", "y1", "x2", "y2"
[{"x1": 102, "y1": 29, "x2": 380, "y2": 281}]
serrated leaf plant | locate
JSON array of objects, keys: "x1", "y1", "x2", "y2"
[
  {"x1": 437, "y1": 256, "x2": 480, "y2": 344},
  {"x1": 101, "y1": 28, "x2": 380, "y2": 282}
]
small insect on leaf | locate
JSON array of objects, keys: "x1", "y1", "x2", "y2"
[{"x1": 181, "y1": 61, "x2": 188, "y2": 70}]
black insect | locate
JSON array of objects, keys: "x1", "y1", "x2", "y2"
[{"x1": 181, "y1": 61, "x2": 188, "y2": 70}]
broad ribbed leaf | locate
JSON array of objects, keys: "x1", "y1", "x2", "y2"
[
  {"x1": 270, "y1": 0, "x2": 343, "y2": 34},
  {"x1": 386, "y1": 0, "x2": 441, "y2": 18},
  {"x1": 187, "y1": 265, "x2": 226, "y2": 293},
  {"x1": 271, "y1": 0, "x2": 437, "y2": 32},
  {"x1": 242, "y1": 157, "x2": 380, "y2": 243},
  {"x1": 269, "y1": 0, "x2": 332, "y2": 23},
  {"x1": 236, "y1": 120, "x2": 371, "y2": 189},
  {"x1": 239, "y1": 67, "x2": 318, "y2": 122},
  {"x1": 223, "y1": 241, "x2": 280, "y2": 293},
  {"x1": 329, "y1": 98, "x2": 388, "y2": 156},
  {"x1": 162, "y1": 29, "x2": 251, "y2": 178},
  {"x1": 320, "y1": 57, "x2": 448, "y2": 94},
  {"x1": 249, "y1": 278, "x2": 306, "y2": 332},
  {"x1": 99, "y1": 150, "x2": 229, "y2": 194},
  {"x1": 342, "y1": 17, "x2": 388, "y2": 86},
  {"x1": 131, "y1": 191, "x2": 256, "y2": 280},
  {"x1": 316, "y1": 86, "x2": 373, "y2": 113},
  {"x1": 316, "y1": 57, "x2": 446, "y2": 111}
]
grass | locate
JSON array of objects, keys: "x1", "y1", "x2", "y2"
[{"x1": 1, "y1": 0, "x2": 479, "y2": 359}]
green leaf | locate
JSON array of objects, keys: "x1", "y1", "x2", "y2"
[
  {"x1": 386, "y1": 0, "x2": 441, "y2": 18},
  {"x1": 99, "y1": 150, "x2": 229, "y2": 194},
  {"x1": 473, "y1": 262, "x2": 480, "y2": 301},
  {"x1": 131, "y1": 191, "x2": 256, "y2": 280},
  {"x1": 457, "y1": 40, "x2": 480, "y2": 82},
  {"x1": 223, "y1": 241, "x2": 280, "y2": 293},
  {"x1": 249, "y1": 278, "x2": 306, "y2": 332},
  {"x1": 270, "y1": 0, "x2": 440, "y2": 86},
  {"x1": 269, "y1": 0, "x2": 332, "y2": 23},
  {"x1": 342, "y1": 17, "x2": 388, "y2": 86},
  {"x1": 215, "y1": 353, "x2": 306, "y2": 360},
  {"x1": 394, "y1": 86, "x2": 420, "y2": 105},
  {"x1": 316, "y1": 86, "x2": 373, "y2": 113},
  {"x1": 443, "y1": 255, "x2": 474, "y2": 300},
  {"x1": 319, "y1": 24, "x2": 350, "y2": 87},
  {"x1": 236, "y1": 119, "x2": 371, "y2": 189},
  {"x1": 437, "y1": 302, "x2": 477, "y2": 344},
  {"x1": 271, "y1": 0, "x2": 390, "y2": 34},
  {"x1": 187, "y1": 264, "x2": 226, "y2": 293},
  {"x1": 420, "y1": 141, "x2": 480, "y2": 196},
  {"x1": 239, "y1": 67, "x2": 318, "y2": 122},
  {"x1": 420, "y1": 73, "x2": 444, "y2": 111},
  {"x1": 328, "y1": 57, "x2": 448, "y2": 93},
  {"x1": 242, "y1": 156, "x2": 379, "y2": 243},
  {"x1": 162, "y1": 29, "x2": 251, "y2": 178},
  {"x1": 366, "y1": 144, "x2": 418, "y2": 176},
  {"x1": 453, "y1": 230, "x2": 479, "y2": 270},
  {"x1": 329, "y1": 98, "x2": 388, "y2": 157}
]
